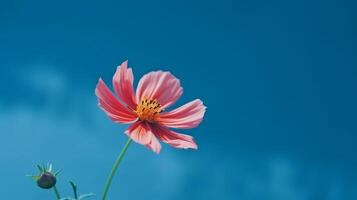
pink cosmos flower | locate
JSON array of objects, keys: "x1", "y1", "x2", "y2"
[{"x1": 95, "y1": 60, "x2": 206, "y2": 153}]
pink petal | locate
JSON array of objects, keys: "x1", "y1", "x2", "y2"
[
  {"x1": 113, "y1": 60, "x2": 137, "y2": 110},
  {"x1": 150, "y1": 124, "x2": 198, "y2": 149},
  {"x1": 158, "y1": 99, "x2": 206, "y2": 129},
  {"x1": 95, "y1": 78, "x2": 138, "y2": 123},
  {"x1": 145, "y1": 134, "x2": 161, "y2": 154},
  {"x1": 136, "y1": 71, "x2": 183, "y2": 108},
  {"x1": 125, "y1": 121, "x2": 161, "y2": 153}
]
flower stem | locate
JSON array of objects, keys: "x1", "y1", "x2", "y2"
[
  {"x1": 101, "y1": 138, "x2": 132, "y2": 200},
  {"x1": 53, "y1": 186, "x2": 61, "y2": 200}
]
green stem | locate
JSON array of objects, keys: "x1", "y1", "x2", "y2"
[
  {"x1": 53, "y1": 186, "x2": 61, "y2": 200},
  {"x1": 101, "y1": 138, "x2": 132, "y2": 200}
]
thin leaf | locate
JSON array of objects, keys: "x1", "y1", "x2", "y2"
[
  {"x1": 26, "y1": 175, "x2": 39, "y2": 181},
  {"x1": 59, "y1": 198, "x2": 73, "y2": 200},
  {"x1": 48, "y1": 163, "x2": 52, "y2": 172},
  {"x1": 54, "y1": 169, "x2": 62, "y2": 176},
  {"x1": 37, "y1": 165, "x2": 43, "y2": 172},
  {"x1": 78, "y1": 193, "x2": 95, "y2": 200},
  {"x1": 69, "y1": 181, "x2": 78, "y2": 199}
]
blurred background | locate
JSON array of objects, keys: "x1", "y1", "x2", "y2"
[{"x1": 1, "y1": 0, "x2": 356, "y2": 199}]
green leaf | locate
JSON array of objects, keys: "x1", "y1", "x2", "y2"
[
  {"x1": 69, "y1": 181, "x2": 78, "y2": 199},
  {"x1": 59, "y1": 198, "x2": 73, "y2": 200},
  {"x1": 37, "y1": 165, "x2": 43, "y2": 172},
  {"x1": 47, "y1": 163, "x2": 52, "y2": 172},
  {"x1": 25, "y1": 174, "x2": 39, "y2": 181},
  {"x1": 78, "y1": 193, "x2": 95, "y2": 200},
  {"x1": 54, "y1": 169, "x2": 62, "y2": 176}
]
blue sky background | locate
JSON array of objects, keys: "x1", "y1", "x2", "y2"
[{"x1": 1, "y1": 0, "x2": 356, "y2": 199}]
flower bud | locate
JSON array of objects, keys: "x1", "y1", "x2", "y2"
[{"x1": 36, "y1": 172, "x2": 57, "y2": 189}]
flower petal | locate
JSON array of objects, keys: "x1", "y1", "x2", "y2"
[
  {"x1": 158, "y1": 99, "x2": 206, "y2": 129},
  {"x1": 150, "y1": 124, "x2": 198, "y2": 149},
  {"x1": 136, "y1": 71, "x2": 183, "y2": 108},
  {"x1": 125, "y1": 121, "x2": 161, "y2": 153},
  {"x1": 113, "y1": 60, "x2": 137, "y2": 110},
  {"x1": 95, "y1": 78, "x2": 137, "y2": 123},
  {"x1": 145, "y1": 134, "x2": 161, "y2": 154}
]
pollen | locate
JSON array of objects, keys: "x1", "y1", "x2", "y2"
[{"x1": 135, "y1": 98, "x2": 162, "y2": 122}]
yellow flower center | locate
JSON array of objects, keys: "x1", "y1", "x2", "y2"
[{"x1": 135, "y1": 98, "x2": 162, "y2": 122}]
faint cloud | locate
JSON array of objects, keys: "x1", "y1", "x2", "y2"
[{"x1": 19, "y1": 65, "x2": 67, "y2": 98}]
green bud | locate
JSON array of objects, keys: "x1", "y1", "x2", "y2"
[
  {"x1": 37, "y1": 172, "x2": 57, "y2": 189},
  {"x1": 28, "y1": 163, "x2": 60, "y2": 190}
]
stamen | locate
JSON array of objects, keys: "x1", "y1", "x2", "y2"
[{"x1": 135, "y1": 98, "x2": 162, "y2": 122}]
